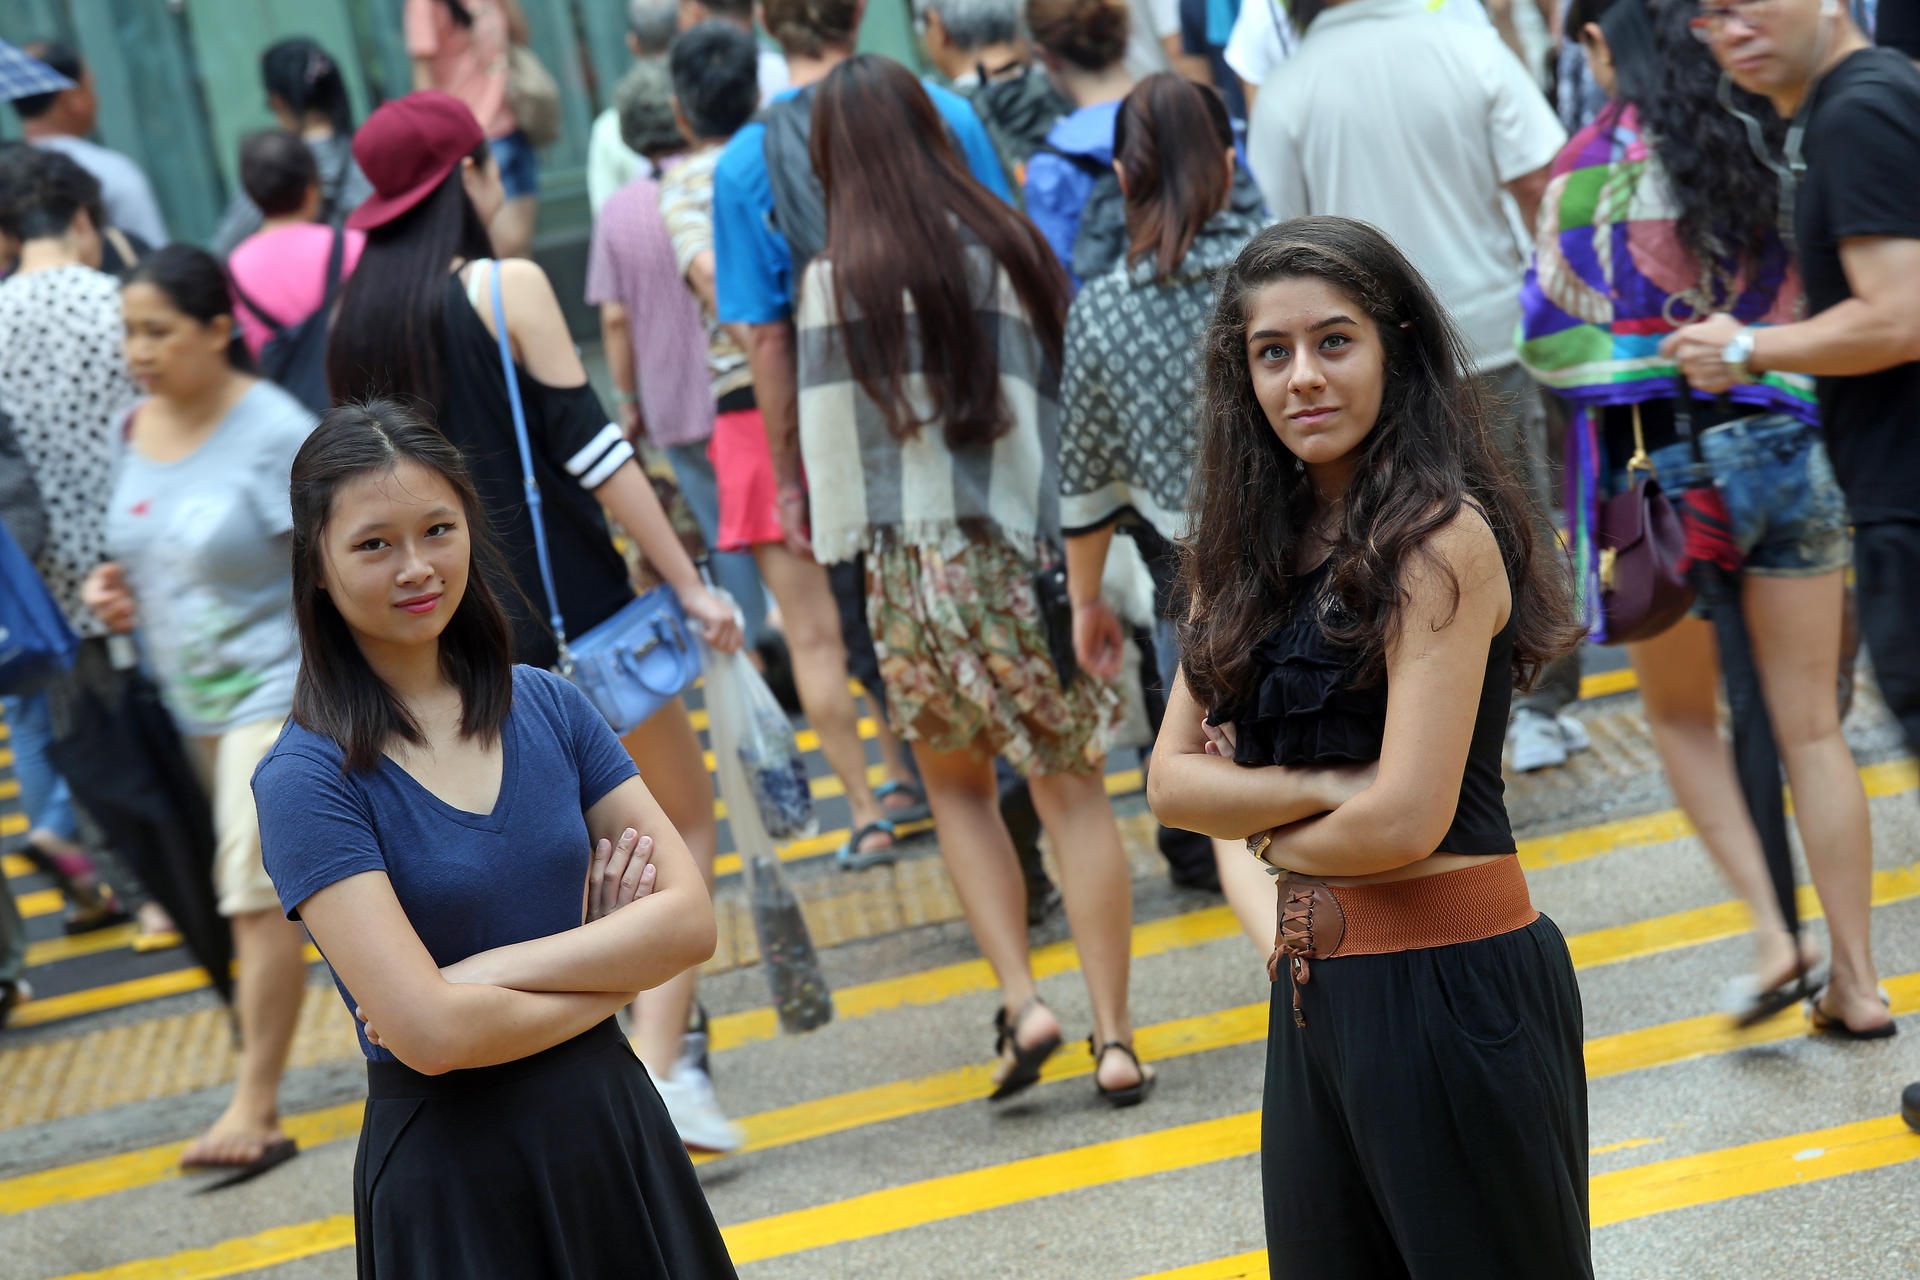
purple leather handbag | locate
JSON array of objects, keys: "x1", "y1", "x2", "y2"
[{"x1": 1596, "y1": 405, "x2": 1695, "y2": 644}]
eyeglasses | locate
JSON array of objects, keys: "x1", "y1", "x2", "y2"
[{"x1": 1688, "y1": 0, "x2": 1776, "y2": 41}]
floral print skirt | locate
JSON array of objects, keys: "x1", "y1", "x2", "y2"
[{"x1": 865, "y1": 532, "x2": 1118, "y2": 777}]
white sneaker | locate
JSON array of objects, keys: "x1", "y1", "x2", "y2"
[
  {"x1": 1555, "y1": 714, "x2": 1591, "y2": 754},
  {"x1": 654, "y1": 1063, "x2": 745, "y2": 1154},
  {"x1": 1507, "y1": 709, "x2": 1569, "y2": 773}
]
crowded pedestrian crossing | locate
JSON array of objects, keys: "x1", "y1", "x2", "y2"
[{"x1": 4, "y1": 668, "x2": 1916, "y2": 1278}]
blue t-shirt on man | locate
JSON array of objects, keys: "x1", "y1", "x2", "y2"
[
  {"x1": 252, "y1": 666, "x2": 638, "y2": 1060},
  {"x1": 713, "y1": 78, "x2": 1014, "y2": 327}
]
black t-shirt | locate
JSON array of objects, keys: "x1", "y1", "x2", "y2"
[
  {"x1": 440, "y1": 274, "x2": 639, "y2": 669},
  {"x1": 1879, "y1": 0, "x2": 1920, "y2": 59},
  {"x1": 1796, "y1": 46, "x2": 1920, "y2": 523}
]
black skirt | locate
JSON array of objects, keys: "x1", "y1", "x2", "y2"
[{"x1": 355, "y1": 1019, "x2": 738, "y2": 1279}]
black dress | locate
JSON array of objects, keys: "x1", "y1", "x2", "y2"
[
  {"x1": 255, "y1": 671, "x2": 738, "y2": 1279},
  {"x1": 357, "y1": 1021, "x2": 739, "y2": 1279}
]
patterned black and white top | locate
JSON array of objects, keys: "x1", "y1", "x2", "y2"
[
  {"x1": 0, "y1": 265, "x2": 140, "y2": 639},
  {"x1": 1059, "y1": 209, "x2": 1262, "y2": 543},
  {"x1": 796, "y1": 234, "x2": 1061, "y2": 567}
]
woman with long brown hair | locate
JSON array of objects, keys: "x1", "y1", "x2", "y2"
[
  {"x1": 799, "y1": 54, "x2": 1152, "y2": 1106},
  {"x1": 1148, "y1": 218, "x2": 1592, "y2": 1274},
  {"x1": 1060, "y1": 71, "x2": 1266, "y2": 936}
]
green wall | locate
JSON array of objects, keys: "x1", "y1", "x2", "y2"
[{"x1": 4, "y1": 0, "x2": 925, "y2": 265}]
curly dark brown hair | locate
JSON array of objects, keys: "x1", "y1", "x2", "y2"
[{"x1": 1177, "y1": 217, "x2": 1582, "y2": 718}]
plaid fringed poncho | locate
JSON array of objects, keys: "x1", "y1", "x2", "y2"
[{"x1": 1517, "y1": 102, "x2": 1817, "y2": 640}]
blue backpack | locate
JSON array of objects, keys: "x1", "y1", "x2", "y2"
[{"x1": 0, "y1": 513, "x2": 77, "y2": 695}]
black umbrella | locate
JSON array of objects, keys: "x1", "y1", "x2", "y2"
[
  {"x1": 1668, "y1": 394, "x2": 1802, "y2": 1023},
  {"x1": 45, "y1": 643, "x2": 232, "y2": 1004}
]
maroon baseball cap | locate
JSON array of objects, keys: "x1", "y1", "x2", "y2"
[{"x1": 347, "y1": 91, "x2": 487, "y2": 231}]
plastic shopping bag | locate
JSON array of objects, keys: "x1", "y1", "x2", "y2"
[
  {"x1": 703, "y1": 641, "x2": 833, "y2": 1033},
  {"x1": 735, "y1": 647, "x2": 815, "y2": 840}
]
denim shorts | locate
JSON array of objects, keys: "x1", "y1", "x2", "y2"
[
  {"x1": 1603, "y1": 412, "x2": 1849, "y2": 577},
  {"x1": 489, "y1": 129, "x2": 540, "y2": 199}
]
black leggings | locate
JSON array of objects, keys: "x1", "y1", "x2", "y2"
[{"x1": 1263, "y1": 915, "x2": 1593, "y2": 1280}]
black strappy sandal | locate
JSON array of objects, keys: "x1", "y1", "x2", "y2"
[
  {"x1": 987, "y1": 997, "x2": 1061, "y2": 1102},
  {"x1": 1090, "y1": 1038, "x2": 1155, "y2": 1108}
]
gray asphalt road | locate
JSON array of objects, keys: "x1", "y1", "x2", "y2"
[{"x1": 4, "y1": 684, "x2": 1918, "y2": 1280}]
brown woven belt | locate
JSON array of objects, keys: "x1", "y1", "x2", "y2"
[{"x1": 1267, "y1": 854, "x2": 1538, "y2": 1027}]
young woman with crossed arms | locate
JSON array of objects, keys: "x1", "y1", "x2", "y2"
[
  {"x1": 1149, "y1": 217, "x2": 1592, "y2": 1277},
  {"x1": 253, "y1": 401, "x2": 736, "y2": 1277}
]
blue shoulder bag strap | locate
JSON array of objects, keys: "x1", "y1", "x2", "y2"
[{"x1": 486, "y1": 260, "x2": 575, "y2": 675}]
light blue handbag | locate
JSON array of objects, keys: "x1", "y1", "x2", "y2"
[{"x1": 488, "y1": 262, "x2": 702, "y2": 733}]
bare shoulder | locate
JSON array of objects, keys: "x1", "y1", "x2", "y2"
[
  {"x1": 1400, "y1": 504, "x2": 1509, "y2": 633},
  {"x1": 497, "y1": 257, "x2": 564, "y2": 314}
]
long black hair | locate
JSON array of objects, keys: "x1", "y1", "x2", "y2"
[
  {"x1": 261, "y1": 38, "x2": 355, "y2": 137},
  {"x1": 324, "y1": 144, "x2": 495, "y2": 407},
  {"x1": 1570, "y1": 0, "x2": 1789, "y2": 294},
  {"x1": 125, "y1": 244, "x2": 253, "y2": 371},
  {"x1": 289, "y1": 399, "x2": 515, "y2": 771},
  {"x1": 1179, "y1": 218, "x2": 1581, "y2": 714}
]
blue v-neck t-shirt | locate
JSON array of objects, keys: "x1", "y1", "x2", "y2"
[{"x1": 253, "y1": 666, "x2": 638, "y2": 1060}]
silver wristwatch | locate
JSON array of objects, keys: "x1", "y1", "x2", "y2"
[{"x1": 1720, "y1": 328, "x2": 1756, "y2": 379}]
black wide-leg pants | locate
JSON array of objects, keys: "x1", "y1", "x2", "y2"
[{"x1": 1262, "y1": 914, "x2": 1593, "y2": 1280}]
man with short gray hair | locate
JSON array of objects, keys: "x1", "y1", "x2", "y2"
[
  {"x1": 587, "y1": 0, "x2": 681, "y2": 212},
  {"x1": 917, "y1": 0, "x2": 1072, "y2": 177}
]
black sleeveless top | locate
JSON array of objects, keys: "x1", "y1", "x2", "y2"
[
  {"x1": 438, "y1": 273, "x2": 638, "y2": 671},
  {"x1": 1223, "y1": 557, "x2": 1518, "y2": 857}
]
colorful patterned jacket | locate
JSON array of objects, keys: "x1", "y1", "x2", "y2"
[{"x1": 1517, "y1": 101, "x2": 1816, "y2": 636}]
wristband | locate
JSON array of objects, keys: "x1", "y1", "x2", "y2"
[{"x1": 612, "y1": 389, "x2": 638, "y2": 405}]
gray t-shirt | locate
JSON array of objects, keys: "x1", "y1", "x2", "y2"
[{"x1": 107, "y1": 381, "x2": 314, "y2": 737}]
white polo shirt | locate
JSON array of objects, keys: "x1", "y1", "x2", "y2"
[
  {"x1": 1246, "y1": 0, "x2": 1565, "y2": 372},
  {"x1": 1223, "y1": 0, "x2": 1494, "y2": 88}
]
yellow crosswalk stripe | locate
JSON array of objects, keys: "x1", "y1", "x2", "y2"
[
  {"x1": 23, "y1": 923, "x2": 138, "y2": 968},
  {"x1": 1567, "y1": 862, "x2": 1920, "y2": 970},
  {"x1": 43, "y1": 1097, "x2": 1920, "y2": 1280},
  {"x1": 1589, "y1": 971, "x2": 1918, "y2": 1078},
  {"x1": 726, "y1": 1111, "x2": 1261, "y2": 1265},
  {"x1": 0, "y1": 1101, "x2": 364, "y2": 1214},
  {"x1": 49, "y1": 1217, "x2": 358, "y2": 1280},
  {"x1": 1589, "y1": 1114, "x2": 1920, "y2": 1226},
  {"x1": 13, "y1": 881, "x2": 1917, "y2": 1216},
  {"x1": 1579, "y1": 667, "x2": 1638, "y2": 699},
  {"x1": 1131, "y1": 1116, "x2": 1920, "y2": 1279},
  {"x1": 15, "y1": 886, "x2": 63, "y2": 919},
  {"x1": 1517, "y1": 757, "x2": 1918, "y2": 872},
  {"x1": 710, "y1": 766, "x2": 1144, "y2": 878},
  {"x1": 6, "y1": 945, "x2": 324, "y2": 1030},
  {"x1": 3, "y1": 852, "x2": 33, "y2": 877}
]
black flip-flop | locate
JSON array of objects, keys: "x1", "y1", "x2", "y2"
[
  {"x1": 1729, "y1": 964, "x2": 1823, "y2": 1030},
  {"x1": 1806, "y1": 988, "x2": 1898, "y2": 1042},
  {"x1": 187, "y1": 1137, "x2": 300, "y2": 1192},
  {"x1": 988, "y1": 999, "x2": 1060, "y2": 1103}
]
